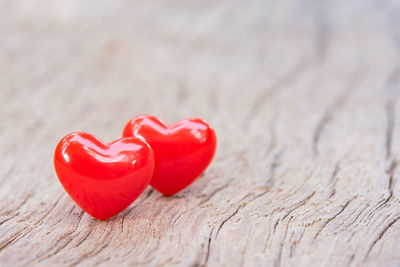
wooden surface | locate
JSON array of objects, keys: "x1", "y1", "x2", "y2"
[{"x1": 1, "y1": 0, "x2": 400, "y2": 266}]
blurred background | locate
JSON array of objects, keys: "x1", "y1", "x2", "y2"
[{"x1": 1, "y1": 0, "x2": 399, "y2": 160}]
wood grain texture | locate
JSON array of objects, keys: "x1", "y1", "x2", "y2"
[{"x1": 1, "y1": 0, "x2": 400, "y2": 266}]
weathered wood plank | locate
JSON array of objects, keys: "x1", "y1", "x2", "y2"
[{"x1": 1, "y1": 0, "x2": 400, "y2": 266}]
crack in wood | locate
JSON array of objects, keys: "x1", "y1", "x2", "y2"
[
  {"x1": 313, "y1": 199, "x2": 353, "y2": 240},
  {"x1": 0, "y1": 192, "x2": 33, "y2": 218},
  {"x1": 202, "y1": 227, "x2": 215, "y2": 267},
  {"x1": 289, "y1": 226, "x2": 306, "y2": 258},
  {"x1": 345, "y1": 203, "x2": 370, "y2": 228},
  {"x1": 70, "y1": 221, "x2": 113, "y2": 265},
  {"x1": 0, "y1": 229, "x2": 27, "y2": 252},
  {"x1": 385, "y1": 100, "x2": 395, "y2": 159},
  {"x1": 311, "y1": 1, "x2": 329, "y2": 63},
  {"x1": 282, "y1": 191, "x2": 316, "y2": 221},
  {"x1": 196, "y1": 183, "x2": 230, "y2": 207},
  {"x1": 75, "y1": 226, "x2": 94, "y2": 248},
  {"x1": 328, "y1": 162, "x2": 340, "y2": 198},
  {"x1": 364, "y1": 215, "x2": 400, "y2": 260},
  {"x1": 216, "y1": 205, "x2": 242, "y2": 238},
  {"x1": 35, "y1": 210, "x2": 85, "y2": 261},
  {"x1": 0, "y1": 194, "x2": 64, "y2": 252},
  {"x1": 268, "y1": 150, "x2": 283, "y2": 185},
  {"x1": 312, "y1": 95, "x2": 345, "y2": 156},
  {"x1": 364, "y1": 102, "x2": 397, "y2": 221},
  {"x1": 244, "y1": 60, "x2": 307, "y2": 128},
  {"x1": 274, "y1": 216, "x2": 293, "y2": 267}
]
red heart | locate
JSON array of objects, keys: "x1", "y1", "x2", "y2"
[
  {"x1": 54, "y1": 132, "x2": 154, "y2": 220},
  {"x1": 123, "y1": 115, "x2": 217, "y2": 196}
]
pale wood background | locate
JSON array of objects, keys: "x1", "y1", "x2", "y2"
[{"x1": 1, "y1": 0, "x2": 400, "y2": 266}]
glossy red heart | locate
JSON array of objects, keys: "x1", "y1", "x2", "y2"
[
  {"x1": 54, "y1": 132, "x2": 154, "y2": 220},
  {"x1": 123, "y1": 115, "x2": 217, "y2": 196}
]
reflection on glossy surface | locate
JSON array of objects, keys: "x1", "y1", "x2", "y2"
[
  {"x1": 123, "y1": 115, "x2": 217, "y2": 196},
  {"x1": 54, "y1": 132, "x2": 154, "y2": 220}
]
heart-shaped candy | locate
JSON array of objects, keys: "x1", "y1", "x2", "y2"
[
  {"x1": 54, "y1": 132, "x2": 154, "y2": 220},
  {"x1": 123, "y1": 115, "x2": 217, "y2": 196}
]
